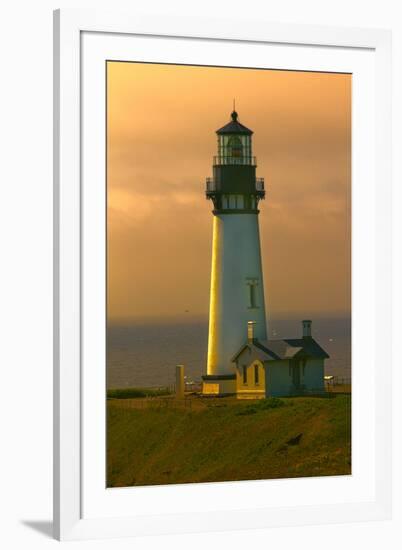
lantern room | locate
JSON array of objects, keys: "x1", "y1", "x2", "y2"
[
  {"x1": 206, "y1": 110, "x2": 265, "y2": 210},
  {"x1": 216, "y1": 111, "x2": 254, "y2": 165}
]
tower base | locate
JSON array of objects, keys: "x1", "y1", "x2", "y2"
[{"x1": 201, "y1": 374, "x2": 236, "y2": 396}]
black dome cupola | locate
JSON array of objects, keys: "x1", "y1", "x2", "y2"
[{"x1": 216, "y1": 110, "x2": 253, "y2": 136}]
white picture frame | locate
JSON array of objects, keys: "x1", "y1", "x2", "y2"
[{"x1": 53, "y1": 8, "x2": 392, "y2": 541}]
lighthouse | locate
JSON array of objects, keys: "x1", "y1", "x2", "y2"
[{"x1": 202, "y1": 110, "x2": 267, "y2": 396}]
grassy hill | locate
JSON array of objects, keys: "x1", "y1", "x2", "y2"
[{"x1": 107, "y1": 394, "x2": 351, "y2": 487}]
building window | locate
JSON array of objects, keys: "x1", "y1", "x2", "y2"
[
  {"x1": 242, "y1": 365, "x2": 247, "y2": 385},
  {"x1": 254, "y1": 364, "x2": 259, "y2": 385}
]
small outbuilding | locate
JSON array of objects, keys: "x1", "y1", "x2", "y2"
[{"x1": 232, "y1": 320, "x2": 329, "y2": 399}]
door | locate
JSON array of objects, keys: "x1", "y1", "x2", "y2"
[{"x1": 292, "y1": 360, "x2": 301, "y2": 390}]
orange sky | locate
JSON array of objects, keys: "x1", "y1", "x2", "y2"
[{"x1": 107, "y1": 62, "x2": 351, "y2": 321}]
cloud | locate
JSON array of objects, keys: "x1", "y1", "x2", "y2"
[{"x1": 107, "y1": 62, "x2": 351, "y2": 319}]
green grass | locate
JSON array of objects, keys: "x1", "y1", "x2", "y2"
[
  {"x1": 236, "y1": 397, "x2": 286, "y2": 415},
  {"x1": 107, "y1": 387, "x2": 172, "y2": 399},
  {"x1": 107, "y1": 395, "x2": 351, "y2": 487}
]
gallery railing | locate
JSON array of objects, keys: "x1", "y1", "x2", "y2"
[
  {"x1": 213, "y1": 155, "x2": 257, "y2": 166},
  {"x1": 206, "y1": 177, "x2": 265, "y2": 193}
]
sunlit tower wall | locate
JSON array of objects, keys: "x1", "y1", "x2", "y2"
[{"x1": 202, "y1": 111, "x2": 267, "y2": 396}]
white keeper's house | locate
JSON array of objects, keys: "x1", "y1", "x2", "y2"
[{"x1": 201, "y1": 110, "x2": 329, "y2": 398}]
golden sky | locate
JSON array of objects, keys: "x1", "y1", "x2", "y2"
[{"x1": 107, "y1": 62, "x2": 351, "y2": 321}]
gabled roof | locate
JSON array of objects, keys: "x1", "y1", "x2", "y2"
[
  {"x1": 231, "y1": 343, "x2": 270, "y2": 363},
  {"x1": 216, "y1": 111, "x2": 253, "y2": 136},
  {"x1": 284, "y1": 338, "x2": 329, "y2": 359},
  {"x1": 231, "y1": 337, "x2": 329, "y2": 363}
]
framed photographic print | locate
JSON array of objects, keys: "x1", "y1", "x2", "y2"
[{"x1": 54, "y1": 9, "x2": 392, "y2": 540}]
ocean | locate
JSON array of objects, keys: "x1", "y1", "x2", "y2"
[{"x1": 106, "y1": 317, "x2": 351, "y2": 389}]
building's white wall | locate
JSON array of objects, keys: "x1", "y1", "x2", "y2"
[
  {"x1": 202, "y1": 382, "x2": 219, "y2": 395},
  {"x1": 207, "y1": 213, "x2": 267, "y2": 376},
  {"x1": 219, "y1": 378, "x2": 237, "y2": 394},
  {"x1": 202, "y1": 378, "x2": 236, "y2": 395},
  {"x1": 265, "y1": 358, "x2": 325, "y2": 396},
  {"x1": 266, "y1": 361, "x2": 292, "y2": 397},
  {"x1": 236, "y1": 359, "x2": 266, "y2": 399},
  {"x1": 303, "y1": 358, "x2": 325, "y2": 392}
]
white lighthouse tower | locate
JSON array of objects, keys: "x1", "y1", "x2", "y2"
[{"x1": 202, "y1": 110, "x2": 267, "y2": 395}]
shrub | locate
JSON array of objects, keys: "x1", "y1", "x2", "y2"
[
  {"x1": 236, "y1": 407, "x2": 258, "y2": 416},
  {"x1": 258, "y1": 397, "x2": 285, "y2": 409}
]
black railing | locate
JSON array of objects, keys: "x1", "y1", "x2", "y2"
[
  {"x1": 206, "y1": 177, "x2": 215, "y2": 192},
  {"x1": 206, "y1": 177, "x2": 265, "y2": 193},
  {"x1": 213, "y1": 155, "x2": 256, "y2": 166},
  {"x1": 256, "y1": 178, "x2": 264, "y2": 191}
]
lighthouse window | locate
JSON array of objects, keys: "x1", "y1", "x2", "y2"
[
  {"x1": 228, "y1": 136, "x2": 243, "y2": 158},
  {"x1": 247, "y1": 279, "x2": 258, "y2": 309},
  {"x1": 250, "y1": 285, "x2": 256, "y2": 308},
  {"x1": 242, "y1": 365, "x2": 248, "y2": 384}
]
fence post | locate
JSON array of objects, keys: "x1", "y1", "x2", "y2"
[{"x1": 175, "y1": 365, "x2": 185, "y2": 399}]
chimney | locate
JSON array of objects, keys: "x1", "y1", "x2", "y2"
[
  {"x1": 247, "y1": 321, "x2": 256, "y2": 344},
  {"x1": 302, "y1": 320, "x2": 312, "y2": 338}
]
